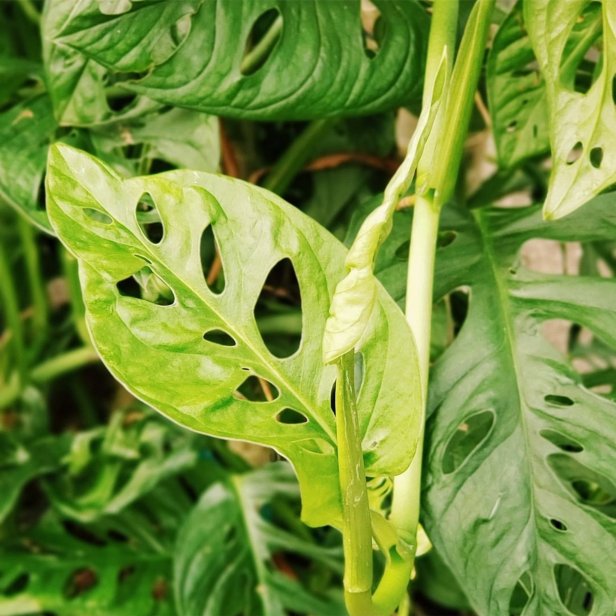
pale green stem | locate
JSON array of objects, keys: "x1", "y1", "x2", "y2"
[
  {"x1": 262, "y1": 118, "x2": 336, "y2": 195},
  {"x1": 17, "y1": 0, "x2": 40, "y2": 25},
  {"x1": 240, "y1": 15, "x2": 284, "y2": 75}
]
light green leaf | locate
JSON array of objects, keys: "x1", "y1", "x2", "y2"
[
  {"x1": 52, "y1": 0, "x2": 428, "y2": 120},
  {"x1": 175, "y1": 464, "x2": 344, "y2": 616},
  {"x1": 419, "y1": 198, "x2": 616, "y2": 614},
  {"x1": 487, "y1": 2, "x2": 550, "y2": 168},
  {"x1": 323, "y1": 54, "x2": 447, "y2": 363},
  {"x1": 45, "y1": 144, "x2": 421, "y2": 528},
  {"x1": 525, "y1": 0, "x2": 613, "y2": 218},
  {"x1": 0, "y1": 96, "x2": 56, "y2": 232}
]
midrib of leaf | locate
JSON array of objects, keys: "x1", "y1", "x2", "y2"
[{"x1": 474, "y1": 209, "x2": 540, "y2": 580}]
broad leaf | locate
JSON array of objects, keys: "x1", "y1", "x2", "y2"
[
  {"x1": 46, "y1": 144, "x2": 421, "y2": 528},
  {"x1": 419, "y1": 198, "x2": 616, "y2": 614},
  {"x1": 175, "y1": 463, "x2": 344, "y2": 616},
  {"x1": 487, "y1": 2, "x2": 550, "y2": 168},
  {"x1": 0, "y1": 96, "x2": 56, "y2": 232},
  {"x1": 50, "y1": 0, "x2": 428, "y2": 120},
  {"x1": 525, "y1": 0, "x2": 614, "y2": 218}
]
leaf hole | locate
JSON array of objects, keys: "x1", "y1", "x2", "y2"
[
  {"x1": 394, "y1": 240, "x2": 410, "y2": 261},
  {"x1": 152, "y1": 578, "x2": 168, "y2": 601},
  {"x1": 255, "y1": 258, "x2": 302, "y2": 358},
  {"x1": 544, "y1": 394, "x2": 574, "y2": 407},
  {"x1": 64, "y1": 568, "x2": 98, "y2": 599},
  {"x1": 509, "y1": 570, "x2": 534, "y2": 615},
  {"x1": 441, "y1": 410, "x2": 495, "y2": 474},
  {"x1": 589, "y1": 146, "x2": 603, "y2": 168},
  {"x1": 566, "y1": 142, "x2": 583, "y2": 165},
  {"x1": 612, "y1": 74, "x2": 616, "y2": 104},
  {"x1": 83, "y1": 208, "x2": 112, "y2": 225},
  {"x1": 3, "y1": 572, "x2": 29, "y2": 596},
  {"x1": 136, "y1": 192, "x2": 164, "y2": 244},
  {"x1": 506, "y1": 120, "x2": 518, "y2": 133},
  {"x1": 234, "y1": 375, "x2": 279, "y2": 402},
  {"x1": 203, "y1": 329, "x2": 237, "y2": 347},
  {"x1": 540, "y1": 429, "x2": 584, "y2": 453},
  {"x1": 61, "y1": 520, "x2": 106, "y2": 546},
  {"x1": 361, "y1": 0, "x2": 385, "y2": 59},
  {"x1": 550, "y1": 518, "x2": 568, "y2": 532},
  {"x1": 554, "y1": 564, "x2": 594, "y2": 615},
  {"x1": 117, "y1": 565, "x2": 136, "y2": 584},
  {"x1": 200, "y1": 224, "x2": 225, "y2": 293},
  {"x1": 299, "y1": 438, "x2": 335, "y2": 455},
  {"x1": 240, "y1": 9, "x2": 282, "y2": 76},
  {"x1": 437, "y1": 230, "x2": 457, "y2": 249},
  {"x1": 117, "y1": 266, "x2": 174, "y2": 306},
  {"x1": 276, "y1": 408, "x2": 308, "y2": 424}
]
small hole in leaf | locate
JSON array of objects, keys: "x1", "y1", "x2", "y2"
[
  {"x1": 234, "y1": 375, "x2": 279, "y2": 402},
  {"x1": 200, "y1": 224, "x2": 225, "y2": 293},
  {"x1": 299, "y1": 438, "x2": 335, "y2": 455},
  {"x1": 62, "y1": 521, "x2": 106, "y2": 546},
  {"x1": 612, "y1": 74, "x2": 616, "y2": 104},
  {"x1": 437, "y1": 230, "x2": 457, "y2": 249},
  {"x1": 540, "y1": 429, "x2": 584, "y2": 453},
  {"x1": 203, "y1": 329, "x2": 236, "y2": 347},
  {"x1": 83, "y1": 208, "x2": 112, "y2": 225},
  {"x1": 450, "y1": 287, "x2": 470, "y2": 336},
  {"x1": 276, "y1": 408, "x2": 308, "y2": 424},
  {"x1": 136, "y1": 192, "x2": 164, "y2": 244},
  {"x1": 223, "y1": 525, "x2": 238, "y2": 547},
  {"x1": 117, "y1": 565, "x2": 136, "y2": 584},
  {"x1": 550, "y1": 518, "x2": 568, "y2": 532},
  {"x1": 3, "y1": 572, "x2": 29, "y2": 596},
  {"x1": 532, "y1": 124, "x2": 538, "y2": 138},
  {"x1": 240, "y1": 9, "x2": 282, "y2": 75},
  {"x1": 107, "y1": 529, "x2": 129, "y2": 543},
  {"x1": 106, "y1": 88, "x2": 138, "y2": 113},
  {"x1": 117, "y1": 266, "x2": 174, "y2": 306},
  {"x1": 545, "y1": 394, "x2": 574, "y2": 407},
  {"x1": 442, "y1": 410, "x2": 494, "y2": 474},
  {"x1": 255, "y1": 258, "x2": 302, "y2": 358},
  {"x1": 589, "y1": 147, "x2": 603, "y2": 168},
  {"x1": 509, "y1": 571, "x2": 534, "y2": 615},
  {"x1": 395, "y1": 240, "x2": 410, "y2": 261},
  {"x1": 566, "y1": 142, "x2": 583, "y2": 165},
  {"x1": 554, "y1": 564, "x2": 594, "y2": 615},
  {"x1": 506, "y1": 121, "x2": 518, "y2": 133},
  {"x1": 361, "y1": 0, "x2": 384, "y2": 59},
  {"x1": 330, "y1": 379, "x2": 337, "y2": 416},
  {"x1": 64, "y1": 568, "x2": 98, "y2": 599}
]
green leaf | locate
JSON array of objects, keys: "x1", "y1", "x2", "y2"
[
  {"x1": 525, "y1": 0, "x2": 614, "y2": 218},
  {"x1": 421, "y1": 198, "x2": 616, "y2": 614},
  {"x1": 52, "y1": 0, "x2": 428, "y2": 120},
  {"x1": 175, "y1": 463, "x2": 344, "y2": 616},
  {"x1": 0, "y1": 96, "x2": 56, "y2": 232},
  {"x1": 0, "y1": 511, "x2": 173, "y2": 616},
  {"x1": 487, "y1": 2, "x2": 550, "y2": 168},
  {"x1": 45, "y1": 144, "x2": 421, "y2": 528}
]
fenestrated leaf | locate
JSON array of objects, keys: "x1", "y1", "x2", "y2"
[
  {"x1": 0, "y1": 511, "x2": 174, "y2": 616},
  {"x1": 51, "y1": 0, "x2": 428, "y2": 120},
  {"x1": 487, "y1": 2, "x2": 550, "y2": 168},
  {"x1": 175, "y1": 463, "x2": 344, "y2": 616},
  {"x1": 0, "y1": 96, "x2": 56, "y2": 232},
  {"x1": 45, "y1": 144, "x2": 421, "y2": 528},
  {"x1": 525, "y1": 0, "x2": 614, "y2": 218},
  {"x1": 418, "y1": 198, "x2": 616, "y2": 614}
]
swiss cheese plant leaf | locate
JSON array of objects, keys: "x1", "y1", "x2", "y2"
[
  {"x1": 0, "y1": 512, "x2": 173, "y2": 615},
  {"x1": 525, "y1": 0, "x2": 614, "y2": 219},
  {"x1": 487, "y1": 2, "x2": 550, "y2": 168},
  {"x1": 45, "y1": 144, "x2": 421, "y2": 528},
  {"x1": 175, "y1": 463, "x2": 344, "y2": 616},
  {"x1": 0, "y1": 96, "x2": 56, "y2": 232},
  {"x1": 50, "y1": 0, "x2": 428, "y2": 120},
  {"x1": 416, "y1": 199, "x2": 616, "y2": 614}
]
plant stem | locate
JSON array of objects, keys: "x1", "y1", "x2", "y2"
[
  {"x1": 262, "y1": 118, "x2": 336, "y2": 195},
  {"x1": 17, "y1": 0, "x2": 40, "y2": 25},
  {"x1": 240, "y1": 15, "x2": 284, "y2": 75},
  {"x1": 336, "y1": 351, "x2": 374, "y2": 615}
]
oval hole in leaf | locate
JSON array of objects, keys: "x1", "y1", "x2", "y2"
[
  {"x1": 544, "y1": 394, "x2": 574, "y2": 407},
  {"x1": 64, "y1": 568, "x2": 98, "y2": 599},
  {"x1": 234, "y1": 374, "x2": 279, "y2": 402},
  {"x1": 550, "y1": 518, "x2": 568, "y2": 532},
  {"x1": 566, "y1": 142, "x2": 583, "y2": 165},
  {"x1": 200, "y1": 224, "x2": 225, "y2": 293},
  {"x1": 276, "y1": 408, "x2": 308, "y2": 424},
  {"x1": 540, "y1": 429, "x2": 584, "y2": 453},
  {"x1": 441, "y1": 410, "x2": 495, "y2": 474},
  {"x1": 136, "y1": 192, "x2": 164, "y2": 244},
  {"x1": 361, "y1": 0, "x2": 384, "y2": 59},
  {"x1": 3, "y1": 572, "x2": 29, "y2": 596},
  {"x1": 117, "y1": 265, "x2": 174, "y2": 306},
  {"x1": 299, "y1": 438, "x2": 335, "y2": 455},
  {"x1": 437, "y1": 230, "x2": 457, "y2": 249},
  {"x1": 509, "y1": 571, "x2": 534, "y2": 615},
  {"x1": 589, "y1": 146, "x2": 603, "y2": 169},
  {"x1": 83, "y1": 208, "x2": 112, "y2": 225},
  {"x1": 554, "y1": 564, "x2": 594, "y2": 616},
  {"x1": 450, "y1": 286, "x2": 470, "y2": 336},
  {"x1": 240, "y1": 9, "x2": 282, "y2": 76},
  {"x1": 203, "y1": 329, "x2": 237, "y2": 347},
  {"x1": 255, "y1": 258, "x2": 302, "y2": 358},
  {"x1": 506, "y1": 120, "x2": 518, "y2": 133}
]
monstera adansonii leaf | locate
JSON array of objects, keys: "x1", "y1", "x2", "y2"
[
  {"x1": 420, "y1": 199, "x2": 616, "y2": 615},
  {"x1": 525, "y1": 0, "x2": 615, "y2": 219},
  {"x1": 46, "y1": 0, "x2": 428, "y2": 121},
  {"x1": 175, "y1": 463, "x2": 344, "y2": 616},
  {"x1": 45, "y1": 144, "x2": 421, "y2": 528}
]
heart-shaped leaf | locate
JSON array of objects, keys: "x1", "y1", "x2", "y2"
[{"x1": 45, "y1": 144, "x2": 421, "y2": 528}]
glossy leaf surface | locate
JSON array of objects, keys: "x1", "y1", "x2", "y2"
[
  {"x1": 50, "y1": 0, "x2": 428, "y2": 120},
  {"x1": 175, "y1": 464, "x2": 344, "y2": 616},
  {"x1": 46, "y1": 144, "x2": 421, "y2": 528}
]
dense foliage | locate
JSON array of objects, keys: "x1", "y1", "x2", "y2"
[{"x1": 1, "y1": 1, "x2": 615, "y2": 615}]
